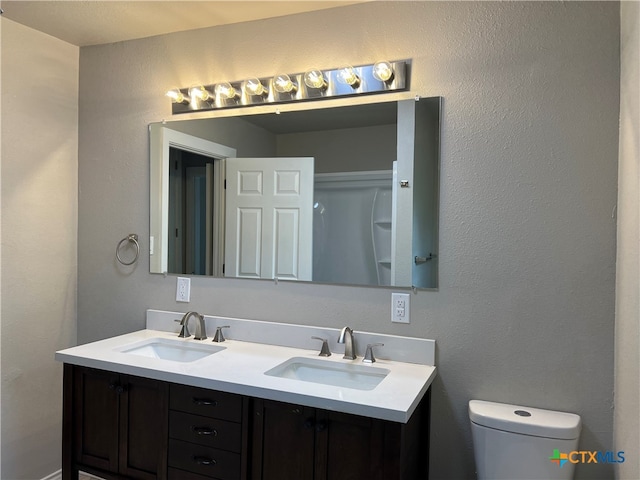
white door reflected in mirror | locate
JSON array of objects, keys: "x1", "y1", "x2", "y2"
[{"x1": 225, "y1": 157, "x2": 314, "y2": 281}]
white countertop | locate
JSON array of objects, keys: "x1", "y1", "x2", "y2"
[{"x1": 56, "y1": 312, "x2": 436, "y2": 423}]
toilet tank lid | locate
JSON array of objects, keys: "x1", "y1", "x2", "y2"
[{"x1": 469, "y1": 400, "x2": 581, "y2": 440}]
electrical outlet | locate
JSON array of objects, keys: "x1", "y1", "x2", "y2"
[
  {"x1": 176, "y1": 277, "x2": 191, "y2": 302},
  {"x1": 391, "y1": 293, "x2": 410, "y2": 323}
]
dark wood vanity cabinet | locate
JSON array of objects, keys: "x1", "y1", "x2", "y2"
[
  {"x1": 250, "y1": 395, "x2": 430, "y2": 480},
  {"x1": 63, "y1": 364, "x2": 430, "y2": 480},
  {"x1": 167, "y1": 383, "x2": 250, "y2": 480},
  {"x1": 64, "y1": 365, "x2": 250, "y2": 480},
  {"x1": 63, "y1": 365, "x2": 169, "y2": 480}
]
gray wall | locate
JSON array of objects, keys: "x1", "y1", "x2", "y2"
[
  {"x1": 77, "y1": 3, "x2": 620, "y2": 478},
  {"x1": 1, "y1": 18, "x2": 78, "y2": 479},
  {"x1": 615, "y1": 1, "x2": 640, "y2": 478}
]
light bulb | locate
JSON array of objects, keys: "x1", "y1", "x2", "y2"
[
  {"x1": 245, "y1": 78, "x2": 267, "y2": 97},
  {"x1": 189, "y1": 85, "x2": 212, "y2": 102},
  {"x1": 215, "y1": 82, "x2": 238, "y2": 100},
  {"x1": 303, "y1": 69, "x2": 327, "y2": 90},
  {"x1": 273, "y1": 74, "x2": 297, "y2": 94},
  {"x1": 372, "y1": 61, "x2": 394, "y2": 82},
  {"x1": 166, "y1": 88, "x2": 188, "y2": 104},
  {"x1": 337, "y1": 65, "x2": 360, "y2": 88}
]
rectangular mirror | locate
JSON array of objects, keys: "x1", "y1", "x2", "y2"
[{"x1": 150, "y1": 97, "x2": 441, "y2": 288}]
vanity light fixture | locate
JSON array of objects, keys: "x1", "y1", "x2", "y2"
[
  {"x1": 215, "y1": 82, "x2": 239, "y2": 100},
  {"x1": 303, "y1": 69, "x2": 328, "y2": 90},
  {"x1": 167, "y1": 60, "x2": 409, "y2": 115},
  {"x1": 372, "y1": 61, "x2": 394, "y2": 83},
  {"x1": 245, "y1": 78, "x2": 268, "y2": 97},
  {"x1": 166, "y1": 88, "x2": 189, "y2": 104},
  {"x1": 337, "y1": 65, "x2": 361, "y2": 88},
  {"x1": 273, "y1": 73, "x2": 297, "y2": 94}
]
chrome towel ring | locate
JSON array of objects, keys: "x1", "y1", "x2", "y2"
[{"x1": 116, "y1": 234, "x2": 140, "y2": 266}]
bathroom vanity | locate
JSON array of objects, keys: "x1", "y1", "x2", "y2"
[{"x1": 58, "y1": 310, "x2": 436, "y2": 480}]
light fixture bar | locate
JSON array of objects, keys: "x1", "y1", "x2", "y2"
[{"x1": 169, "y1": 60, "x2": 409, "y2": 115}]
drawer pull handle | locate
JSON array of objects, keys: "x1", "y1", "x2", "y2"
[
  {"x1": 193, "y1": 426, "x2": 217, "y2": 436},
  {"x1": 193, "y1": 397, "x2": 217, "y2": 406},
  {"x1": 193, "y1": 456, "x2": 217, "y2": 466}
]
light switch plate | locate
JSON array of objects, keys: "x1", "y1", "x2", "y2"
[{"x1": 391, "y1": 293, "x2": 410, "y2": 323}]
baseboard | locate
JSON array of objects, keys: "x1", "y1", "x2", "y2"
[
  {"x1": 41, "y1": 470, "x2": 61, "y2": 480},
  {"x1": 42, "y1": 470, "x2": 103, "y2": 480},
  {"x1": 79, "y1": 472, "x2": 104, "y2": 480}
]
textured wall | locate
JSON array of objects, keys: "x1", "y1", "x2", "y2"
[
  {"x1": 77, "y1": 3, "x2": 619, "y2": 478},
  {"x1": 1, "y1": 19, "x2": 78, "y2": 479},
  {"x1": 615, "y1": 2, "x2": 640, "y2": 478}
]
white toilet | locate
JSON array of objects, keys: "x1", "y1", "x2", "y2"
[{"x1": 469, "y1": 400, "x2": 581, "y2": 480}]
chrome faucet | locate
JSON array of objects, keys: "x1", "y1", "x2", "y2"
[
  {"x1": 176, "y1": 311, "x2": 207, "y2": 340},
  {"x1": 337, "y1": 326, "x2": 356, "y2": 360}
]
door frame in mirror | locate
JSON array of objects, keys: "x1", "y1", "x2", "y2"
[{"x1": 149, "y1": 125, "x2": 236, "y2": 274}]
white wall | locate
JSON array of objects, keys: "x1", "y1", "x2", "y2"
[
  {"x1": 76, "y1": 3, "x2": 619, "y2": 478},
  {"x1": 614, "y1": 2, "x2": 640, "y2": 478},
  {"x1": 0, "y1": 18, "x2": 78, "y2": 479}
]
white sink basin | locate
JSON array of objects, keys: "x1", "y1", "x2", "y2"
[
  {"x1": 264, "y1": 357, "x2": 390, "y2": 391},
  {"x1": 118, "y1": 338, "x2": 225, "y2": 363}
]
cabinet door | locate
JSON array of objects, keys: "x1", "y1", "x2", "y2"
[
  {"x1": 72, "y1": 367, "x2": 120, "y2": 473},
  {"x1": 119, "y1": 374, "x2": 169, "y2": 480},
  {"x1": 251, "y1": 399, "x2": 316, "y2": 480},
  {"x1": 317, "y1": 410, "x2": 387, "y2": 480}
]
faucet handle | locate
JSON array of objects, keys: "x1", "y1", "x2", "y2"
[
  {"x1": 174, "y1": 319, "x2": 191, "y2": 338},
  {"x1": 363, "y1": 343, "x2": 384, "y2": 363},
  {"x1": 212, "y1": 325, "x2": 230, "y2": 343},
  {"x1": 311, "y1": 336, "x2": 332, "y2": 357}
]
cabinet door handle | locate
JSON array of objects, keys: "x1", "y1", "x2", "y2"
[
  {"x1": 193, "y1": 456, "x2": 217, "y2": 466},
  {"x1": 192, "y1": 397, "x2": 218, "y2": 406},
  {"x1": 108, "y1": 384, "x2": 126, "y2": 395},
  {"x1": 193, "y1": 426, "x2": 217, "y2": 436},
  {"x1": 315, "y1": 420, "x2": 328, "y2": 432},
  {"x1": 303, "y1": 417, "x2": 315, "y2": 429}
]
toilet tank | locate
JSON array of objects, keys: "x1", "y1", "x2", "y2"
[{"x1": 469, "y1": 400, "x2": 581, "y2": 480}]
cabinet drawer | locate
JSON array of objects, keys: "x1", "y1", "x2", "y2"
[
  {"x1": 170, "y1": 384, "x2": 242, "y2": 422},
  {"x1": 169, "y1": 410, "x2": 242, "y2": 452},
  {"x1": 168, "y1": 438, "x2": 241, "y2": 480}
]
